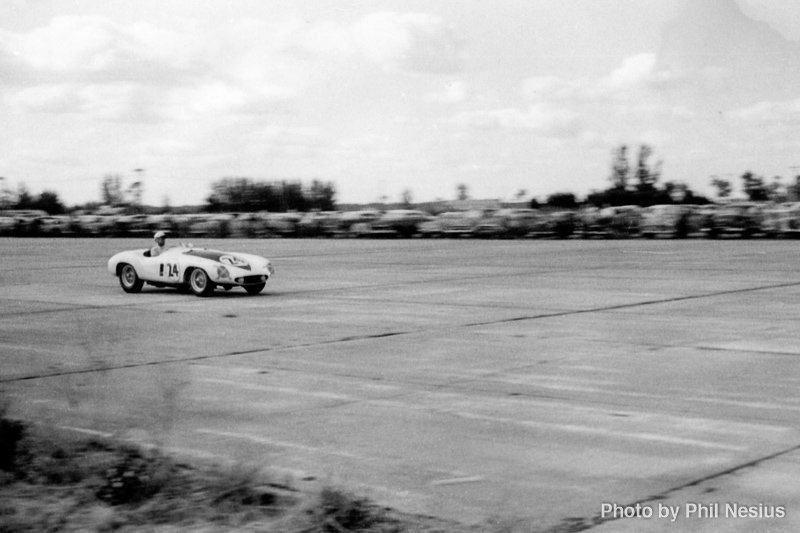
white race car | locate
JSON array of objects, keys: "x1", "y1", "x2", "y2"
[{"x1": 108, "y1": 245, "x2": 274, "y2": 296}]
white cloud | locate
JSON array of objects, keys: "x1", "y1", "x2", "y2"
[
  {"x1": 1, "y1": 15, "x2": 300, "y2": 123},
  {"x1": 1, "y1": 10, "x2": 461, "y2": 125},
  {"x1": 282, "y1": 18, "x2": 355, "y2": 59},
  {"x1": 77, "y1": 83, "x2": 141, "y2": 120},
  {"x1": 6, "y1": 82, "x2": 154, "y2": 121},
  {"x1": 7, "y1": 81, "x2": 165, "y2": 122},
  {"x1": 520, "y1": 75, "x2": 578, "y2": 101},
  {"x1": 455, "y1": 103, "x2": 581, "y2": 138},
  {"x1": 669, "y1": 106, "x2": 695, "y2": 120},
  {"x1": 521, "y1": 54, "x2": 660, "y2": 104},
  {"x1": 219, "y1": 12, "x2": 462, "y2": 74},
  {"x1": 2, "y1": 16, "x2": 204, "y2": 81},
  {"x1": 500, "y1": 53, "x2": 705, "y2": 148},
  {"x1": 142, "y1": 138, "x2": 197, "y2": 157},
  {"x1": 424, "y1": 80, "x2": 469, "y2": 103},
  {"x1": 251, "y1": 125, "x2": 325, "y2": 150},
  {"x1": 594, "y1": 53, "x2": 657, "y2": 96},
  {"x1": 729, "y1": 99, "x2": 800, "y2": 123},
  {"x1": 638, "y1": 129, "x2": 672, "y2": 146},
  {"x1": 6, "y1": 84, "x2": 77, "y2": 113},
  {"x1": 168, "y1": 82, "x2": 247, "y2": 118},
  {"x1": 352, "y1": 12, "x2": 461, "y2": 73},
  {"x1": 164, "y1": 81, "x2": 294, "y2": 121},
  {"x1": 8, "y1": 16, "x2": 118, "y2": 72},
  {"x1": 463, "y1": 54, "x2": 675, "y2": 141}
]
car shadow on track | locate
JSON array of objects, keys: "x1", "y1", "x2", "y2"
[{"x1": 127, "y1": 287, "x2": 271, "y2": 298}]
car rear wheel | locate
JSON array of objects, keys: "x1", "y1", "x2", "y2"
[
  {"x1": 119, "y1": 264, "x2": 144, "y2": 293},
  {"x1": 189, "y1": 268, "x2": 215, "y2": 297},
  {"x1": 244, "y1": 283, "x2": 266, "y2": 295}
]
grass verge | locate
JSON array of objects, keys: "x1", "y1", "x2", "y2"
[{"x1": 0, "y1": 412, "x2": 475, "y2": 532}]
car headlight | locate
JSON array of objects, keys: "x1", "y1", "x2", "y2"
[
  {"x1": 266, "y1": 261, "x2": 275, "y2": 276},
  {"x1": 216, "y1": 265, "x2": 231, "y2": 280}
]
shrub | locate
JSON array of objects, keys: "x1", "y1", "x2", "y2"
[{"x1": 0, "y1": 403, "x2": 25, "y2": 473}]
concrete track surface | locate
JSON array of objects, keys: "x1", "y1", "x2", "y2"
[{"x1": 3, "y1": 237, "x2": 800, "y2": 531}]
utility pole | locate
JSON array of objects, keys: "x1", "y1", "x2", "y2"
[
  {"x1": 132, "y1": 168, "x2": 145, "y2": 208},
  {"x1": 789, "y1": 166, "x2": 800, "y2": 201}
]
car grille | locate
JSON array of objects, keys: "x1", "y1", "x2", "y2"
[{"x1": 236, "y1": 275, "x2": 267, "y2": 284}]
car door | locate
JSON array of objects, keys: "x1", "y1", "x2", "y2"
[{"x1": 138, "y1": 250, "x2": 182, "y2": 283}]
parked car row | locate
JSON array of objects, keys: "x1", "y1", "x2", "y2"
[
  {"x1": 581, "y1": 202, "x2": 800, "y2": 239},
  {"x1": 363, "y1": 203, "x2": 800, "y2": 240},
  {"x1": 3, "y1": 202, "x2": 800, "y2": 239},
  {"x1": 0, "y1": 211, "x2": 308, "y2": 238}
]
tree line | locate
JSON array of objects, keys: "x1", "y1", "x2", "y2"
[
  {"x1": 205, "y1": 178, "x2": 336, "y2": 213},
  {"x1": 539, "y1": 144, "x2": 800, "y2": 210},
  {"x1": 2, "y1": 184, "x2": 67, "y2": 214},
  {"x1": 557, "y1": 144, "x2": 711, "y2": 209},
  {"x1": 710, "y1": 171, "x2": 800, "y2": 203},
  {"x1": 2, "y1": 145, "x2": 797, "y2": 215}
]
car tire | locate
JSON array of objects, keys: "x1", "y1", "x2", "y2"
[
  {"x1": 244, "y1": 283, "x2": 266, "y2": 295},
  {"x1": 119, "y1": 264, "x2": 144, "y2": 293},
  {"x1": 189, "y1": 268, "x2": 215, "y2": 297}
]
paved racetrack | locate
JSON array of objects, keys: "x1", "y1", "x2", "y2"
[{"x1": 3, "y1": 237, "x2": 800, "y2": 531}]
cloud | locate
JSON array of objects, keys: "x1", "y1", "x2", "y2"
[
  {"x1": 222, "y1": 12, "x2": 463, "y2": 74},
  {"x1": 278, "y1": 18, "x2": 355, "y2": 60},
  {"x1": 729, "y1": 98, "x2": 800, "y2": 123},
  {"x1": 5, "y1": 83, "x2": 78, "y2": 113},
  {"x1": 1, "y1": 16, "x2": 205, "y2": 83},
  {"x1": 521, "y1": 54, "x2": 660, "y2": 104},
  {"x1": 7, "y1": 81, "x2": 163, "y2": 122},
  {"x1": 424, "y1": 80, "x2": 469, "y2": 103},
  {"x1": 1, "y1": 10, "x2": 461, "y2": 125},
  {"x1": 142, "y1": 138, "x2": 197, "y2": 157},
  {"x1": 459, "y1": 54, "x2": 672, "y2": 141},
  {"x1": 653, "y1": 0, "x2": 800, "y2": 106},
  {"x1": 595, "y1": 54, "x2": 658, "y2": 96},
  {"x1": 251, "y1": 125, "x2": 325, "y2": 151},
  {"x1": 638, "y1": 129, "x2": 672, "y2": 146},
  {"x1": 520, "y1": 75, "x2": 578, "y2": 101},
  {"x1": 505, "y1": 53, "x2": 711, "y2": 146},
  {"x1": 163, "y1": 81, "x2": 293, "y2": 121},
  {"x1": 1, "y1": 15, "x2": 299, "y2": 122},
  {"x1": 455, "y1": 103, "x2": 581, "y2": 138},
  {"x1": 6, "y1": 82, "x2": 152, "y2": 121},
  {"x1": 77, "y1": 83, "x2": 144, "y2": 120},
  {"x1": 352, "y1": 12, "x2": 461, "y2": 73}
]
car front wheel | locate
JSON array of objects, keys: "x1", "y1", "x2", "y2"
[
  {"x1": 189, "y1": 268, "x2": 215, "y2": 297},
  {"x1": 119, "y1": 264, "x2": 144, "y2": 293}
]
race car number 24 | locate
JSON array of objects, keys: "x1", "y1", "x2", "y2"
[{"x1": 160, "y1": 263, "x2": 179, "y2": 277}]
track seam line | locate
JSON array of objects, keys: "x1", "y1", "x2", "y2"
[
  {"x1": 556, "y1": 442, "x2": 800, "y2": 532},
  {"x1": 5, "y1": 280, "x2": 800, "y2": 384},
  {"x1": 0, "y1": 265, "x2": 612, "y2": 319},
  {"x1": 458, "y1": 280, "x2": 800, "y2": 329}
]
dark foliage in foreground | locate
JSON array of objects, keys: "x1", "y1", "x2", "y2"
[{"x1": 0, "y1": 414, "x2": 469, "y2": 532}]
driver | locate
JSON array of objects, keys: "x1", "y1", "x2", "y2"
[{"x1": 150, "y1": 231, "x2": 168, "y2": 257}]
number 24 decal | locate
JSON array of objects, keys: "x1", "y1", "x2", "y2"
[{"x1": 160, "y1": 263, "x2": 179, "y2": 277}]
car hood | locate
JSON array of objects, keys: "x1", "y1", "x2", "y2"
[{"x1": 182, "y1": 249, "x2": 255, "y2": 270}]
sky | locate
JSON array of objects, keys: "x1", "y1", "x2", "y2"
[{"x1": 1, "y1": 0, "x2": 800, "y2": 207}]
